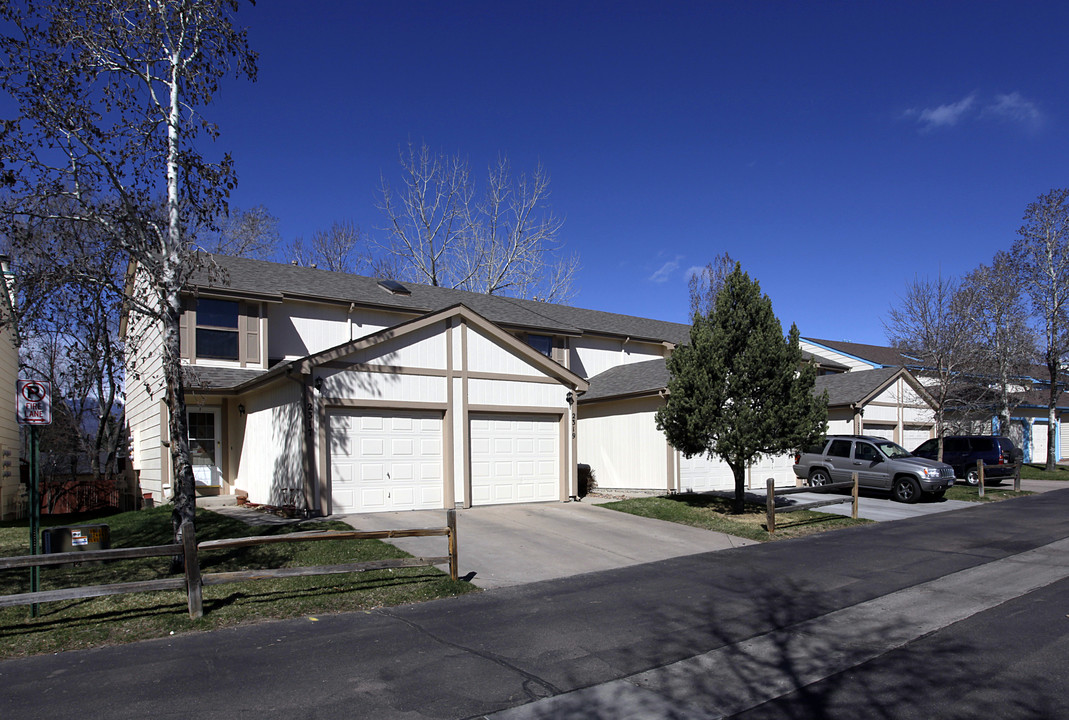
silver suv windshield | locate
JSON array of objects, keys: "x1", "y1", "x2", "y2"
[{"x1": 875, "y1": 441, "x2": 912, "y2": 459}]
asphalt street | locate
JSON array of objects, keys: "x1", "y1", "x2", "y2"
[{"x1": 4, "y1": 489, "x2": 1069, "y2": 719}]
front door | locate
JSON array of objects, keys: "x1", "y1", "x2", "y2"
[{"x1": 188, "y1": 409, "x2": 222, "y2": 487}]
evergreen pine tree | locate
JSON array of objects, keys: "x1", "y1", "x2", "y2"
[{"x1": 657, "y1": 265, "x2": 827, "y2": 512}]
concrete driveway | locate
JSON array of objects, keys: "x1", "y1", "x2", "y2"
[{"x1": 337, "y1": 500, "x2": 756, "y2": 589}]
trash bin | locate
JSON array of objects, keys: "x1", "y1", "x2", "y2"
[{"x1": 42, "y1": 524, "x2": 111, "y2": 554}]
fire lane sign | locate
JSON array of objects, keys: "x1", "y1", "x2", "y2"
[{"x1": 17, "y1": 380, "x2": 51, "y2": 425}]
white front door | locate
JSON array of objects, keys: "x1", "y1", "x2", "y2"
[{"x1": 188, "y1": 409, "x2": 222, "y2": 486}]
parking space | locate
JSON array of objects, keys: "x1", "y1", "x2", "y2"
[
  {"x1": 337, "y1": 500, "x2": 758, "y2": 589},
  {"x1": 783, "y1": 491, "x2": 975, "y2": 522}
]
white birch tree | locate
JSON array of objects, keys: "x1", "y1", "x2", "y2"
[
  {"x1": 1014, "y1": 188, "x2": 1069, "y2": 471},
  {"x1": 0, "y1": 0, "x2": 256, "y2": 548},
  {"x1": 885, "y1": 274, "x2": 981, "y2": 459}
]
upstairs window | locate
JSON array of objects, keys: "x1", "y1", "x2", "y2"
[
  {"x1": 526, "y1": 334, "x2": 553, "y2": 357},
  {"x1": 196, "y1": 299, "x2": 239, "y2": 361}
]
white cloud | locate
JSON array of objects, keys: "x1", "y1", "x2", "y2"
[
  {"x1": 905, "y1": 94, "x2": 976, "y2": 131},
  {"x1": 649, "y1": 259, "x2": 680, "y2": 283},
  {"x1": 683, "y1": 265, "x2": 705, "y2": 281},
  {"x1": 985, "y1": 92, "x2": 1044, "y2": 127}
]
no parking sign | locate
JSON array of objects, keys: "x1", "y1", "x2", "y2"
[{"x1": 17, "y1": 379, "x2": 51, "y2": 425}]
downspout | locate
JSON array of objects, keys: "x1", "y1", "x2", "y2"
[{"x1": 284, "y1": 364, "x2": 317, "y2": 517}]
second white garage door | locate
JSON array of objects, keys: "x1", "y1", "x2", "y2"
[
  {"x1": 330, "y1": 410, "x2": 444, "y2": 513},
  {"x1": 470, "y1": 414, "x2": 559, "y2": 505}
]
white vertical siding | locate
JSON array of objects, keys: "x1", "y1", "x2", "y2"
[
  {"x1": 467, "y1": 327, "x2": 542, "y2": 376},
  {"x1": 267, "y1": 300, "x2": 351, "y2": 359},
  {"x1": 571, "y1": 336, "x2": 665, "y2": 379},
  {"x1": 577, "y1": 397, "x2": 668, "y2": 491},
  {"x1": 235, "y1": 381, "x2": 303, "y2": 505},
  {"x1": 467, "y1": 378, "x2": 563, "y2": 408}
]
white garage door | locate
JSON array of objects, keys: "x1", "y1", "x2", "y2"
[
  {"x1": 679, "y1": 452, "x2": 734, "y2": 492},
  {"x1": 330, "y1": 410, "x2": 443, "y2": 513},
  {"x1": 863, "y1": 424, "x2": 895, "y2": 442},
  {"x1": 470, "y1": 414, "x2": 559, "y2": 505},
  {"x1": 903, "y1": 425, "x2": 932, "y2": 452},
  {"x1": 1032, "y1": 422, "x2": 1050, "y2": 463}
]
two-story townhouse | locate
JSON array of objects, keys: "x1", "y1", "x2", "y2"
[
  {"x1": 125, "y1": 255, "x2": 946, "y2": 513},
  {"x1": 126, "y1": 255, "x2": 686, "y2": 514}
]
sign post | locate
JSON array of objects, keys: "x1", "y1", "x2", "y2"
[{"x1": 17, "y1": 380, "x2": 51, "y2": 618}]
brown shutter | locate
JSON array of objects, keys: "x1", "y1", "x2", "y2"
[{"x1": 242, "y1": 302, "x2": 260, "y2": 366}]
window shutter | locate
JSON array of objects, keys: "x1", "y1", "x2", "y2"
[
  {"x1": 179, "y1": 298, "x2": 192, "y2": 360},
  {"x1": 242, "y1": 302, "x2": 261, "y2": 366}
]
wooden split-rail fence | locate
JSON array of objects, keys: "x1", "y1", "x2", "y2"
[
  {"x1": 0, "y1": 509, "x2": 459, "y2": 619},
  {"x1": 766, "y1": 474, "x2": 859, "y2": 534}
]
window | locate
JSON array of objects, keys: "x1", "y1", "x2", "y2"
[
  {"x1": 854, "y1": 443, "x2": 879, "y2": 462},
  {"x1": 944, "y1": 437, "x2": 968, "y2": 453},
  {"x1": 526, "y1": 334, "x2": 553, "y2": 357},
  {"x1": 196, "y1": 299, "x2": 239, "y2": 361},
  {"x1": 827, "y1": 439, "x2": 852, "y2": 458}
]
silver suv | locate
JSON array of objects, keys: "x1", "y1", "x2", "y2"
[{"x1": 793, "y1": 435, "x2": 955, "y2": 503}]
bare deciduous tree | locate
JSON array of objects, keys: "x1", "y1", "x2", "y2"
[
  {"x1": 378, "y1": 143, "x2": 578, "y2": 302},
  {"x1": 886, "y1": 274, "x2": 980, "y2": 459},
  {"x1": 0, "y1": 0, "x2": 256, "y2": 547},
  {"x1": 1014, "y1": 188, "x2": 1069, "y2": 471},
  {"x1": 201, "y1": 205, "x2": 281, "y2": 260},
  {"x1": 961, "y1": 251, "x2": 1037, "y2": 438},
  {"x1": 283, "y1": 220, "x2": 365, "y2": 273},
  {"x1": 688, "y1": 252, "x2": 736, "y2": 318}
]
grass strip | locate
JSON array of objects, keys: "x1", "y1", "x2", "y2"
[
  {"x1": 600, "y1": 493, "x2": 870, "y2": 542},
  {"x1": 0, "y1": 506, "x2": 474, "y2": 659}
]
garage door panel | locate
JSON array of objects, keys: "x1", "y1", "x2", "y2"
[
  {"x1": 471, "y1": 413, "x2": 559, "y2": 505},
  {"x1": 330, "y1": 409, "x2": 443, "y2": 513}
]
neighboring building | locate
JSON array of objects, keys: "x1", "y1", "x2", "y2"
[
  {"x1": 577, "y1": 361, "x2": 937, "y2": 493},
  {"x1": 801, "y1": 337, "x2": 1066, "y2": 462},
  {"x1": 0, "y1": 256, "x2": 20, "y2": 520},
  {"x1": 125, "y1": 256, "x2": 948, "y2": 510}
]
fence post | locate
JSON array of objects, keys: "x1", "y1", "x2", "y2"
[
  {"x1": 977, "y1": 459, "x2": 984, "y2": 498},
  {"x1": 1014, "y1": 462, "x2": 1021, "y2": 492},
  {"x1": 766, "y1": 478, "x2": 775, "y2": 535},
  {"x1": 446, "y1": 508, "x2": 458, "y2": 582},
  {"x1": 851, "y1": 471, "x2": 859, "y2": 519},
  {"x1": 181, "y1": 521, "x2": 203, "y2": 620}
]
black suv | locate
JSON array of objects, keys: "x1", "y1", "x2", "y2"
[{"x1": 912, "y1": 436, "x2": 1019, "y2": 486}]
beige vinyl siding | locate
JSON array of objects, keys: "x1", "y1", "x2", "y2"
[
  {"x1": 0, "y1": 322, "x2": 19, "y2": 519},
  {"x1": 124, "y1": 295, "x2": 168, "y2": 502}
]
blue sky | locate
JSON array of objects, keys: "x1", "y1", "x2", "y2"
[{"x1": 209, "y1": 1, "x2": 1069, "y2": 345}]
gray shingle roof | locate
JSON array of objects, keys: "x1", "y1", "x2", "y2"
[
  {"x1": 580, "y1": 359, "x2": 669, "y2": 403},
  {"x1": 191, "y1": 255, "x2": 692, "y2": 344},
  {"x1": 182, "y1": 365, "x2": 267, "y2": 391},
  {"x1": 814, "y1": 367, "x2": 905, "y2": 406},
  {"x1": 803, "y1": 337, "x2": 911, "y2": 368},
  {"x1": 581, "y1": 352, "x2": 852, "y2": 404}
]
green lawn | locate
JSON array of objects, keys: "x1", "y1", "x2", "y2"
[
  {"x1": 0, "y1": 506, "x2": 475, "y2": 659},
  {"x1": 944, "y1": 484, "x2": 1032, "y2": 502},
  {"x1": 600, "y1": 493, "x2": 870, "y2": 542},
  {"x1": 1019, "y1": 463, "x2": 1069, "y2": 481}
]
